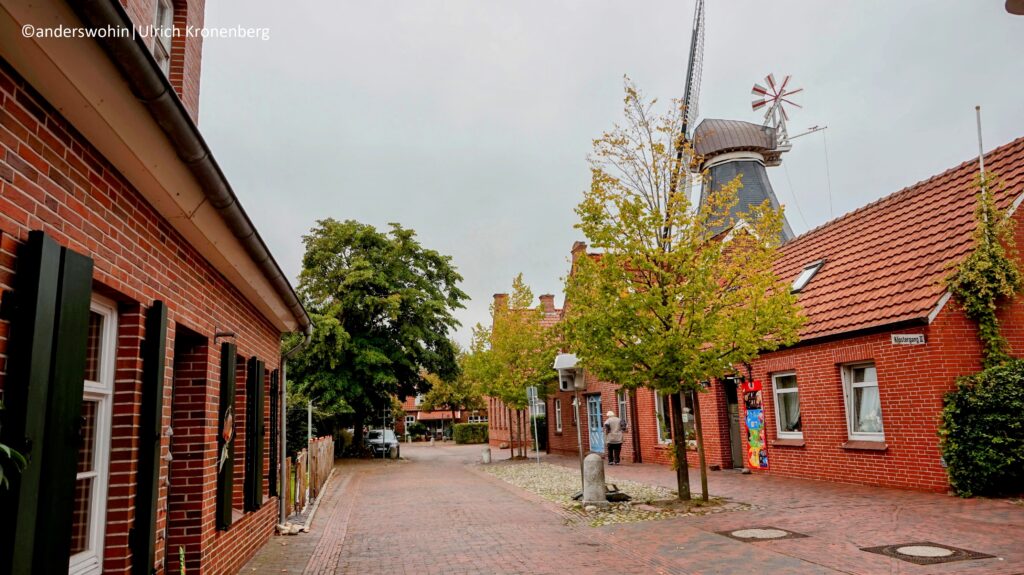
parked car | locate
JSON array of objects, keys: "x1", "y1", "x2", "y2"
[{"x1": 366, "y1": 429, "x2": 400, "y2": 459}]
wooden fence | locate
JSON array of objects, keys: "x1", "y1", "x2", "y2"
[{"x1": 285, "y1": 435, "x2": 335, "y2": 517}]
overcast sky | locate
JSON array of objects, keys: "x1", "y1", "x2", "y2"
[{"x1": 198, "y1": 1, "x2": 1024, "y2": 346}]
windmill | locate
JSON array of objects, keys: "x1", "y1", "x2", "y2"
[
  {"x1": 690, "y1": 69, "x2": 805, "y2": 241},
  {"x1": 751, "y1": 74, "x2": 803, "y2": 152}
]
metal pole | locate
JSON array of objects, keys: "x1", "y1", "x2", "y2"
[
  {"x1": 976, "y1": 105, "x2": 986, "y2": 180},
  {"x1": 574, "y1": 391, "x2": 585, "y2": 492},
  {"x1": 307, "y1": 400, "x2": 312, "y2": 482},
  {"x1": 531, "y1": 397, "x2": 541, "y2": 464}
]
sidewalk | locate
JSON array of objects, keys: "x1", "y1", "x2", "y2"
[{"x1": 541, "y1": 449, "x2": 1024, "y2": 574}]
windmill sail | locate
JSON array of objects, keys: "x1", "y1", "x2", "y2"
[{"x1": 681, "y1": 0, "x2": 706, "y2": 141}]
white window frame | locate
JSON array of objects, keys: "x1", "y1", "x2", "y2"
[
  {"x1": 771, "y1": 371, "x2": 802, "y2": 439},
  {"x1": 404, "y1": 414, "x2": 415, "y2": 427},
  {"x1": 554, "y1": 399, "x2": 562, "y2": 433},
  {"x1": 69, "y1": 296, "x2": 117, "y2": 575},
  {"x1": 654, "y1": 392, "x2": 672, "y2": 444},
  {"x1": 414, "y1": 394, "x2": 423, "y2": 406},
  {"x1": 791, "y1": 260, "x2": 824, "y2": 293},
  {"x1": 616, "y1": 389, "x2": 628, "y2": 427},
  {"x1": 841, "y1": 363, "x2": 884, "y2": 441},
  {"x1": 153, "y1": 0, "x2": 174, "y2": 75}
]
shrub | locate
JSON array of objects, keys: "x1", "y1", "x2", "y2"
[
  {"x1": 407, "y1": 421, "x2": 428, "y2": 437},
  {"x1": 940, "y1": 359, "x2": 1024, "y2": 496},
  {"x1": 336, "y1": 429, "x2": 354, "y2": 457},
  {"x1": 453, "y1": 422, "x2": 488, "y2": 444}
]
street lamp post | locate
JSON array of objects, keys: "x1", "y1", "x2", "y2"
[{"x1": 554, "y1": 353, "x2": 586, "y2": 495}]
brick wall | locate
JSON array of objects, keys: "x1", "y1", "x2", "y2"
[
  {"x1": 741, "y1": 304, "x2": 984, "y2": 492},
  {"x1": 0, "y1": 58, "x2": 281, "y2": 573}
]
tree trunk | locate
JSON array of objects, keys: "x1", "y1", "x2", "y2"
[
  {"x1": 451, "y1": 407, "x2": 457, "y2": 441},
  {"x1": 518, "y1": 410, "x2": 525, "y2": 458},
  {"x1": 629, "y1": 388, "x2": 642, "y2": 463},
  {"x1": 669, "y1": 391, "x2": 691, "y2": 500},
  {"x1": 691, "y1": 391, "x2": 708, "y2": 501},
  {"x1": 507, "y1": 405, "x2": 514, "y2": 459},
  {"x1": 353, "y1": 412, "x2": 365, "y2": 456}
]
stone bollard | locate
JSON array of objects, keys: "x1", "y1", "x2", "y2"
[
  {"x1": 482, "y1": 448, "x2": 491, "y2": 464},
  {"x1": 430, "y1": 436, "x2": 435, "y2": 446},
  {"x1": 582, "y1": 453, "x2": 609, "y2": 507}
]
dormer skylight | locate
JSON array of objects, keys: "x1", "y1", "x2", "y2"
[{"x1": 791, "y1": 260, "x2": 824, "y2": 293}]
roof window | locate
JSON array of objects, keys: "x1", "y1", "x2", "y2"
[{"x1": 791, "y1": 260, "x2": 824, "y2": 293}]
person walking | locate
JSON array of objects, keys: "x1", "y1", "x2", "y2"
[{"x1": 603, "y1": 410, "x2": 625, "y2": 465}]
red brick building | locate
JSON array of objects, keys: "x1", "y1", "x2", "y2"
[
  {"x1": 486, "y1": 294, "x2": 559, "y2": 451},
  {"x1": 395, "y1": 394, "x2": 488, "y2": 438},
  {"x1": 0, "y1": 1, "x2": 309, "y2": 574},
  {"x1": 524, "y1": 137, "x2": 1024, "y2": 493}
]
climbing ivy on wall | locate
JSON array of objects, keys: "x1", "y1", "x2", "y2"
[{"x1": 946, "y1": 172, "x2": 1022, "y2": 368}]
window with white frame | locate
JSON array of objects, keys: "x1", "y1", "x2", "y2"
[
  {"x1": 153, "y1": 0, "x2": 174, "y2": 75},
  {"x1": 842, "y1": 363, "x2": 883, "y2": 440},
  {"x1": 655, "y1": 392, "x2": 672, "y2": 444},
  {"x1": 771, "y1": 372, "x2": 802, "y2": 438},
  {"x1": 414, "y1": 394, "x2": 423, "y2": 406},
  {"x1": 616, "y1": 389, "x2": 629, "y2": 428},
  {"x1": 405, "y1": 415, "x2": 415, "y2": 427},
  {"x1": 554, "y1": 399, "x2": 562, "y2": 433},
  {"x1": 69, "y1": 297, "x2": 117, "y2": 575},
  {"x1": 531, "y1": 401, "x2": 546, "y2": 417}
]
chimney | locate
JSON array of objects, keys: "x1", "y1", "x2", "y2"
[
  {"x1": 492, "y1": 293, "x2": 508, "y2": 311},
  {"x1": 539, "y1": 294, "x2": 555, "y2": 313},
  {"x1": 571, "y1": 241, "x2": 588, "y2": 265}
]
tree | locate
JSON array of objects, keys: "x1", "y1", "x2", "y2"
[
  {"x1": 464, "y1": 275, "x2": 559, "y2": 458},
  {"x1": 420, "y1": 365, "x2": 485, "y2": 434},
  {"x1": 563, "y1": 82, "x2": 803, "y2": 500},
  {"x1": 286, "y1": 219, "x2": 468, "y2": 447}
]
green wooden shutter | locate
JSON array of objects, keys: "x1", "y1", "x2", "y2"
[
  {"x1": 216, "y1": 343, "x2": 237, "y2": 530},
  {"x1": 0, "y1": 231, "x2": 94, "y2": 574},
  {"x1": 244, "y1": 357, "x2": 264, "y2": 511},
  {"x1": 132, "y1": 302, "x2": 167, "y2": 575},
  {"x1": 0, "y1": 231, "x2": 62, "y2": 574},
  {"x1": 269, "y1": 369, "x2": 279, "y2": 497}
]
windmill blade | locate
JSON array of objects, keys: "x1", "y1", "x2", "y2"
[
  {"x1": 781, "y1": 98, "x2": 803, "y2": 108},
  {"x1": 778, "y1": 75, "x2": 791, "y2": 94},
  {"x1": 781, "y1": 105, "x2": 790, "y2": 122},
  {"x1": 780, "y1": 87, "x2": 804, "y2": 98},
  {"x1": 680, "y1": 0, "x2": 706, "y2": 139},
  {"x1": 751, "y1": 83, "x2": 769, "y2": 97},
  {"x1": 765, "y1": 73, "x2": 777, "y2": 92},
  {"x1": 752, "y1": 99, "x2": 768, "y2": 111}
]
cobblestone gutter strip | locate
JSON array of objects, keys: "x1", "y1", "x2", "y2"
[{"x1": 479, "y1": 460, "x2": 750, "y2": 528}]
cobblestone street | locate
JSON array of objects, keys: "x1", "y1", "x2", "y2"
[{"x1": 243, "y1": 444, "x2": 1024, "y2": 574}]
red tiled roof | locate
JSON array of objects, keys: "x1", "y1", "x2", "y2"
[
  {"x1": 776, "y1": 137, "x2": 1024, "y2": 341},
  {"x1": 417, "y1": 411, "x2": 456, "y2": 421}
]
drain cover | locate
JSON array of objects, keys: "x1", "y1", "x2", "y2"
[
  {"x1": 861, "y1": 542, "x2": 994, "y2": 565},
  {"x1": 717, "y1": 527, "x2": 808, "y2": 542}
]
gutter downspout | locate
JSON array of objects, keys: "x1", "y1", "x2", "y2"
[
  {"x1": 279, "y1": 329, "x2": 312, "y2": 524},
  {"x1": 68, "y1": 0, "x2": 311, "y2": 333}
]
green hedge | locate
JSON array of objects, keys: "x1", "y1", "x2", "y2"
[
  {"x1": 940, "y1": 359, "x2": 1024, "y2": 496},
  {"x1": 453, "y1": 423, "x2": 489, "y2": 444}
]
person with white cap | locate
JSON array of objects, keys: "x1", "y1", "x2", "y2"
[{"x1": 603, "y1": 409, "x2": 625, "y2": 465}]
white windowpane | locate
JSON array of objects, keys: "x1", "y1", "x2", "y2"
[
  {"x1": 655, "y1": 393, "x2": 671, "y2": 443},
  {"x1": 84, "y1": 312, "x2": 103, "y2": 382},
  {"x1": 774, "y1": 374, "x2": 797, "y2": 390},
  {"x1": 777, "y1": 392, "x2": 801, "y2": 433},
  {"x1": 77, "y1": 400, "x2": 98, "y2": 474},
  {"x1": 853, "y1": 385, "x2": 883, "y2": 433},
  {"x1": 70, "y1": 477, "x2": 93, "y2": 555}
]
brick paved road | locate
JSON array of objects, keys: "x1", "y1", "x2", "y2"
[{"x1": 242, "y1": 444, "x2": 1024, "y2": 574}]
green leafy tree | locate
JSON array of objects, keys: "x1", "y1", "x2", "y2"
[
  {"x1": 465, "y1": 275, "x2": 559, "y2": 458},
  {"x1": 946, "y1": 172, "x2": 1022, "y2": 368},
  {"x1": 563, "y1": 83, "x2": 803, "y2": 500},
  {"x1": 286, "y1": 219, "x2": 468, "y2": 447},
  {"x1": 420, "y1": 364, "x2": 486, "y2": 431}
]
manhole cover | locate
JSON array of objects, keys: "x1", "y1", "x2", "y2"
[
  {"x1": 717, "y1": 526, "x2": 808, "y2": 542},
  {"x1": 861, "y1": 542, "x2": 994, "y2": 565},
  {"x1": 731, "y1": 528, "x2": 789, "y2": 539},
  {"x1": 896, "y1": 545, "x2": 954, "y2": 558}
]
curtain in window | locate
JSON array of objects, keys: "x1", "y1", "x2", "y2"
[
  {"x1": 779, "y1": 393, "x2": 801, "y2": 432},
  {"x1": 854, "y1": 386, "x2": 882, "y2": 433}
]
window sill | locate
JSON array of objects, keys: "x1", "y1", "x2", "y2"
[
  {"x1": 842, "y1": 440, "x2": 887, "y2": 451},
  {"x1": 554, "y1": 431, "x2": 563, "y2": 436},
  {"x1": 771, "y1": 438, "x2": 805, "y2": 447}
]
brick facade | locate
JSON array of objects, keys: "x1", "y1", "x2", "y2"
[{"x1": 0, "y1": 0, "x2": 292, "y2": 571}]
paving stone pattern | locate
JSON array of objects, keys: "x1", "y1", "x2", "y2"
[{"x1": 243, "y1": 444, "x2": 1024, "y2": 574}]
